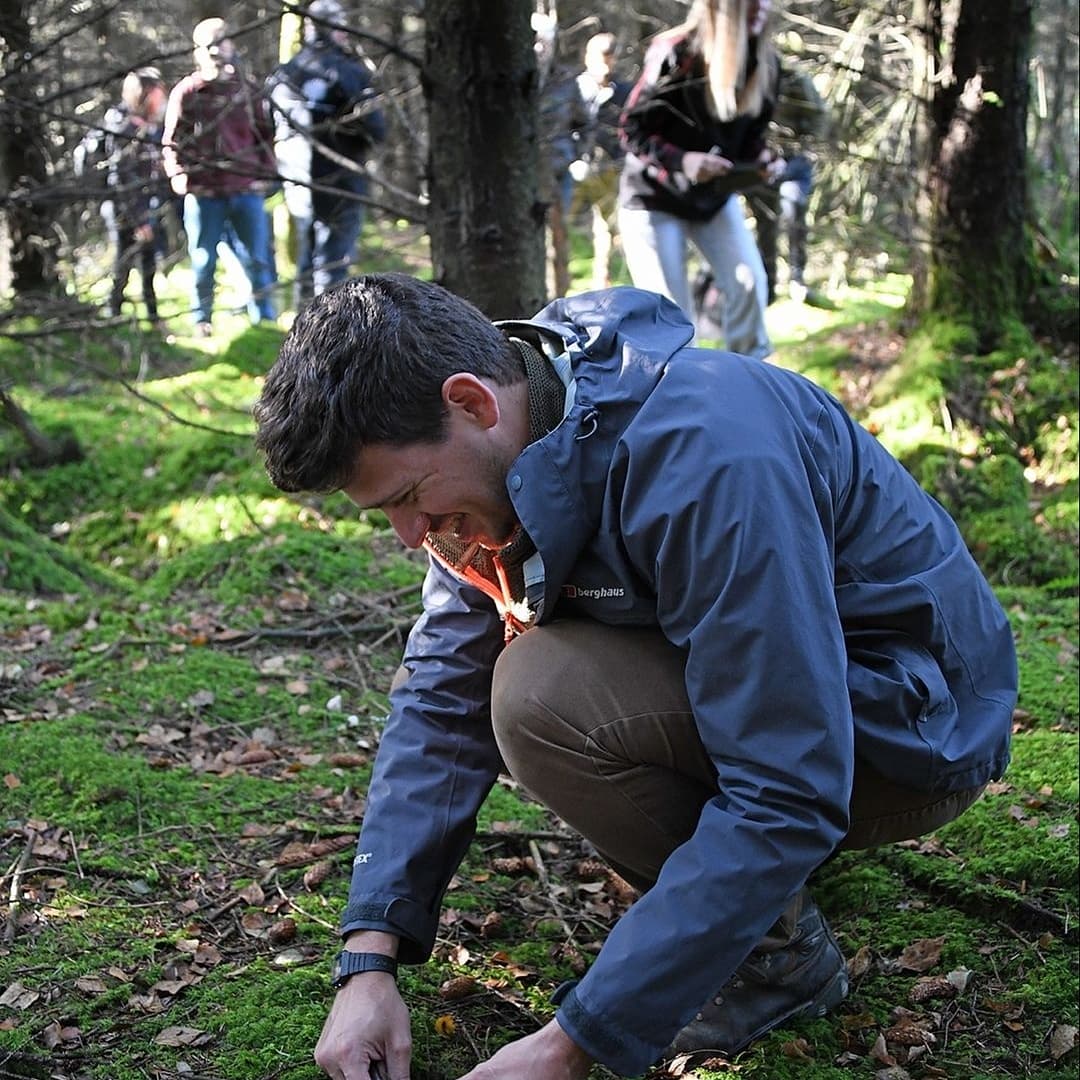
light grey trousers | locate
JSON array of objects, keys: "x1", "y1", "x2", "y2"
[
  {"x1": 618, "y1": 198, "x2": 772, "y2": 359},
  {"x1": 486, "y1": 620, "x2": 983, "y2": 942}
]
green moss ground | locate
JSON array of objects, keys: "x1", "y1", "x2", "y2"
[{"x1": 1, "y1": 239, "x2": 1077, "y2": 1079}]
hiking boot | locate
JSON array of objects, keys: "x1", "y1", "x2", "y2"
[{"x1": 667, "y1": 899, "x2": 848, "y2": 1059}]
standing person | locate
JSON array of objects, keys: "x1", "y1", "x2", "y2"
[
  {"x1": 253, "y1": 274, "x2": 1017, "y2": 1080},
  {"x1": 618, "y1": 0, "x2": 784, "y2": 358},
  {"x1": 95, "y1": 68, "x2": 170, "y2": 330},
  {"x1": 747, "y1": 63, "x2": 828, "y2": 303},
  {"x1": 571, "y1": 32, "x2": 632, "y2": 290},
  {"x1": 163, "y1": 17, "x2": 278, "y2": 337},
  {"x1": 268, "y1": 0, "x2": 386, "y2": 309},
  {"x1": 534, "y1": 12, "x2": 590, "y2": 299}
]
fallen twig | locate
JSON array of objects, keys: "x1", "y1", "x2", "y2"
[{"x1": 3, "y1": 829, "x2": 34, "y2": 944}]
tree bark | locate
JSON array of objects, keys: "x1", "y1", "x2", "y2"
[
  {"x1": 0, "y1": 0, "x2": 58, "y2": 295},
  {"x1": 913, "y1": 0, "x2": 1032, "y2": 350},
  {"x1": 423, "y1": 0, "x2": 546, "y2": 319}
]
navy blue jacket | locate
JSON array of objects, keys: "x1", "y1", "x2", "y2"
[
  {"x1": 268, "y1": 39, "x2": 385, "y2": 208},
  {"x1": 342, "y1": 288, "x2": 1016, "y2": 1075}
]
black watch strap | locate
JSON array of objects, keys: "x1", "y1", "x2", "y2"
[{"x1": 331, "y1": 950, "x2": 398, "y2": 988}]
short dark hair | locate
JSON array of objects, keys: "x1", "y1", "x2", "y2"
[{"x1": 253, "y1": 273, "x2": 525, "y2": 493}]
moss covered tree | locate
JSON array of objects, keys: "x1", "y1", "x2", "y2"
[{"x1": 908, "y1": 0, "x2": 1032, "y2": 350}]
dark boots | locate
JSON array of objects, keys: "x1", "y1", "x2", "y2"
[{"x1": 667, "y1": 893, "x2": 848, "y2": 1058}]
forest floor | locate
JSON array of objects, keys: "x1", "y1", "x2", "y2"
[{"x1": 0, "y1": 232, "x2": 1077, "y2": 1080}]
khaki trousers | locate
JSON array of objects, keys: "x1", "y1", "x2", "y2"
[{"x1": 489, "y1": 621, "x2": 983, "y2": 906}]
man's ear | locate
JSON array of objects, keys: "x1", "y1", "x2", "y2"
[{"x1": 442, "y1": 373, "x2": 500, "y2": 430}]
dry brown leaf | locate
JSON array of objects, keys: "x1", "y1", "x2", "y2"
[
  {"x1": 153, "y1": 1025, "x2": 212, "y2": 1047},
  {"x1": 41, "y1": 1021, "x2": 64, "y2": 1048},
  {"x1": 896, "y1": 936, "x2": 945, "y2": 972},
  {"x1": 127, "y1": 991, "x2": 166, "y2": 1013},
  {"x1": 238, "y1": 882, "x2": 266, "y2": 905},
  {"x1": 781, "y1": 1036, "x2": 813, "y2": 1059},
  {"x1": 276, "y1": 589, "x2": 311, "y2": 611},
  {"x1": 0, "y1": 982, "x2": 40, "y2": 1010},
  {"x1": 194, "y1": 942, "x2": 223, "y2": 966},
  {"x1": 74, "y1": 976, "x2": 108, "y2": 994},
  {"x1": 848, "y1": 944, "x2": 873, "y2": 978},
  {"x1": 870, "y1": 1031, "x2": 895, "y2": 1065}
]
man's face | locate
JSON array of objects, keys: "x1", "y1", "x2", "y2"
[
  {"x1": 585, "y1": 42, "x2": 616, "y2": 83},
  {"x1": 342, "y1": 383, "x2": 523, "y2": 552}
]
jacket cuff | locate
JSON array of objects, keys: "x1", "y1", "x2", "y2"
[
  {"x1": 340, "y1": 896, "x2": 437, "y2": 965},
  {"x1": 557, "y1": 986, "x2": 662, "y2": 1077}
]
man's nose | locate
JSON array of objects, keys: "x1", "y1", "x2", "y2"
[{"x1": 384, "y1": 507, "x2": 429, "y2": 549}]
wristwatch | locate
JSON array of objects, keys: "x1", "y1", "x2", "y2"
[{"x1": 331, "y1": 950, "x2": 398, "y2": 988}]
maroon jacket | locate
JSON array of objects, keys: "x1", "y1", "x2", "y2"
[{"x1": 163, "y1": 68, "x2": 276, "y2": 197}]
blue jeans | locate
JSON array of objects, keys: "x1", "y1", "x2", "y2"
[
  {"x1": 294, "y1": 185, "x2": 365, "y2": 305},
  {"x1": 184, "y1": 192, "x2": 276, "y2": 325}
]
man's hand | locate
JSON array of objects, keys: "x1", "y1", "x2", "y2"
[
  {"x1": 314, "y1": 971, "x2": 410, "y2": 1080},
  {"x1": 682, "y1": 150, "x2": 734, "y2": 184},
  {"x1": 454, "y1": 1019, "x2": 593, "y2": 1080}
]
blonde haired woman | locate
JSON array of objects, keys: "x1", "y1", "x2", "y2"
[{"x1": 619, "y1": 0, "x2": 784, "y2": 357}]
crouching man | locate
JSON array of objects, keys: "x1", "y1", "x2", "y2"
[{"x1": 253, "y1": 274, "x2": 1016, "y2": 1080}]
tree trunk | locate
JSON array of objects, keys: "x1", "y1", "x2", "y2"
[
  {"x1": 0, "y1": 387, "x2": 82, "y2": 468},
  {"x1": 907, "y1": 0, "x2": 938, "y2": 313},
  {"x1": 913, "y1": 0, "x2": 1032, "y2": 350},
  {"x1": 0, "y1": 0, "x2": 58, "y2": 295},
  {"x1": 423, "y1": 0, "x2": 546, "y2": 319}
]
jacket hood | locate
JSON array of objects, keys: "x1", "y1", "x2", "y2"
[
  {"x1": 500, "y1": 287, "x2": 695, "y2": 408},
  {"x1": 495, "y1": 287, "x2": 696, "y2": 624}
]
